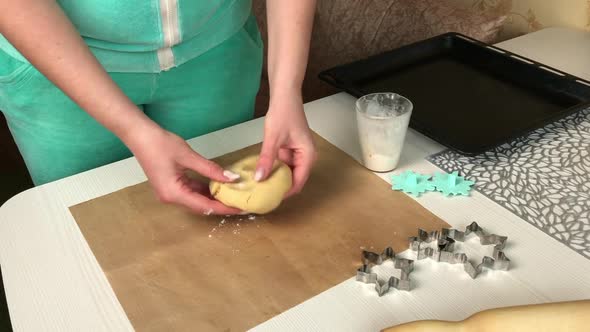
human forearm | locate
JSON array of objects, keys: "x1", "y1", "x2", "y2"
[
  {"x1": 265, "y1": 0, "x2": 316, "y2": 99},
  {"x1": 0, "y1": 0, "x2": 158, "y2": 147},
  {"x1": 255, "y1": 1, "x2": 317, "y2": 190}
]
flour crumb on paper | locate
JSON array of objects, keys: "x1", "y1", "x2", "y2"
[{"x1": 207, "y1": 214, "x2": 265, "y2": 239}]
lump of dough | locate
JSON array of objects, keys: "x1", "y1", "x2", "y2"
[{"x1": 209, "y1": 155, "x2": 292, "y2": 214}]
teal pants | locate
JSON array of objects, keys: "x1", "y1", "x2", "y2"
[{"x1": 0, "y1": 17, "x2": 262, "y2": 185}]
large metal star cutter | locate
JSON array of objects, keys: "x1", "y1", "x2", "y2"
[
  {"x1": 408, "y1": 222, "x2": 510, "y2": 278},
  {"x1": 355, "y1": 247, "x2": 414, "y2": 296}
]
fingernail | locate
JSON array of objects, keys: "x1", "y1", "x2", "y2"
[
  {"x1": 223, "y1": 170, "x2": 240, "y2": 181},
  {"x1": 254, "y1": 169, "x2": 264, "y2": 182},
  {"x1": 203, "y1": 208, "x2": 214, "y2": 216}
]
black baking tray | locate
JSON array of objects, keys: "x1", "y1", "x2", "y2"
[{"x1": 319, "y1": 32, "x2": 590, "y2": 155}]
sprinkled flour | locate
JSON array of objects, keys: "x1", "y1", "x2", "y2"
[{"x1": 207, "y1": 214, "x2": 263, "y2": 239}]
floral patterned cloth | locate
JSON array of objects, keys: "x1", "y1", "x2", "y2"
[{"x1": 428, "y1": 108, "x2": 590, "y2": 259}]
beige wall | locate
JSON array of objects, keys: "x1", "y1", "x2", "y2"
[{"x1": 451, "y1": 0, "x2": 590, "y2": 39}]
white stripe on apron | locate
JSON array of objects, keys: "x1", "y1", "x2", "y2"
[{"x1": 158, "y1": 0, "x2": 181, "y2": 71}]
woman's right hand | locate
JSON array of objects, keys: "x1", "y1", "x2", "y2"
[{"x1": 125, "y1": 124, "x2": 242, "y2": 215}]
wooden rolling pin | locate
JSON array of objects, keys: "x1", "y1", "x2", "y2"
[{"x1": 383, "y1": 300, "x2": 590, "y2": 332}]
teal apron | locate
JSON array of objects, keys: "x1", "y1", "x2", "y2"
[{"x1": 0, "y1": 1, "x2": 262, "y2": 185}]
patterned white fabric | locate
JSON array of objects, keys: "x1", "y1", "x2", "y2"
[{"x1": 428, "y1": 108, "x2": 590, "y2": 259}]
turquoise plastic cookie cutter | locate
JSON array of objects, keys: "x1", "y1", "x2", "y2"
[
  {"x1": 391, "y1": 171, "x2": 435, "y2": 197},
  {"x1": 432, "y1": 171, "x2": 474, "y2": 196}
]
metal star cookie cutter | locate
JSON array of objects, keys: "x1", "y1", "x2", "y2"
[
  {"x1": 355, "y1": 247, "x2": 414, "y2": 296},
  {"x1": 408, "y1": 222, "x2": 510, "y2": 278}
]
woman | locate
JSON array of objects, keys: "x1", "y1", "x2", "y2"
[{"x1": 0, "y1": 0, "x2": 317, "y2": 215}]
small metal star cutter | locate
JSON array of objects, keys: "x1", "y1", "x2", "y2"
[{"x1": 355, "y1": 247, "x2": 414, "y2": 296}]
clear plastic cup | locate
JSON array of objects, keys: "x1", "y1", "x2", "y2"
[{"x1": 356, "y1": 92, "x2": 413, "y2": 172}]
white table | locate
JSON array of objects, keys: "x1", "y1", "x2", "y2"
[{"x1": 2, "y1": 27, "x2": 590, "y2": 332}]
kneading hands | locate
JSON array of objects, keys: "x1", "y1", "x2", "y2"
[{"x1": 0, "y1": 0, "x2": 317, "y2": 215}]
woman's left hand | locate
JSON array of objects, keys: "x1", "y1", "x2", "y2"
[{"x1": 255, "y1": 91, "x2": 317, "y2": 197}]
